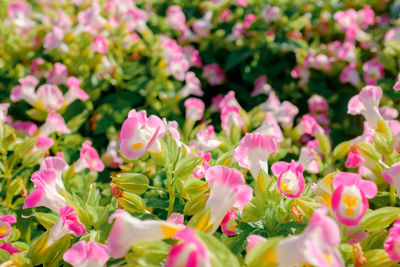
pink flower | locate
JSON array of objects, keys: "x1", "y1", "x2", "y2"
[
  {"x1": 260, "y1": 91, "x2": 299, "y2": 126},
  {"x1": 47, "y1": 205, "x2": 86, "y2": 246},
  {"x1": 10, "y1": 75, "x2": 39, "y2": 105},
  {"x1": 251, "y1": 75, "x2": 271, "y2": 96},
  {"x1": 184, "y1": 98, "x2": 205, "y2": 121},
  {"x1": 190, "y1": 125, "x2": 221, "y2": 152},
  {"x1": 263, "y1": 6, "x2": 280, "y2": 23},
  {"x1": 298, "y1": 147, "x2": 320, "y2": 174},
  {"x1": 120, "y1": 109, "x2": 165, "y2": 159},
  {"x1": 44, "y1": 27, "x2": 68, "y2": 53},
  {"x1": 40, "y1": 111, "x2": 71, "y2": 136},
  {"x1": 221, "y1": 209, "x2": 238, "y2": 236},
  {"x1": 0, "y1": 242, "x2": 21, "y2": 255},
  {"x1": 380, "y1": 106, "x2": 398, "y2": 120},
  {"x1": 203, "y1": 64, "x2": 226, "y2": 86},
  {"x1": 179, "y1": 72, "x2": 203, "y2": 98},
  {"x1": 75, "y1": 4, "x2": 106, "y2": 35},
  {"x1": 166, "y1": 6, "x2": 187, "y2": 32},
  {"x1": 74, "y1": 141, "x2": 104, "y2": 172},
  {"x1": 233, "y1": 0, "x2": 247, "y2": 7},
  {"x1": 275, "y1": 206, "x2": 344, "y2": 266},
  {"x1": 107, "y1": 209, "x2": 183, "y2": 258},
  {"x1": 93, "y1": 35, "x2": 108, "y2": 54},
  {"x1": 246, "y1": 235, "x2": 266, "y2": 252},
  {"x1": 168, "y1": 53, "x2": 190, "y2": 81},
  {"x1": 340, "y1": 63, "x2": 361, "y2": 87},
  {"x1": 331, "y1": 172, "x2": 377, "y2": 226},
  {"x1": 220, "y1": 106, "x2": 244, "y2": 137},
  {"x1": 384, "y1": 217, "x2": 400, "y2": 262},
  {"x1": 219, "y1": 91, "x2": 241, "y2": 110},
  {"x1": 63, "y1": 241, "x2": 109, "y2": 267},
  {"x1": 272, "y1": 160, "x2": 305, "y2": 198},
  {"x1": 234, "y1": 133, "x2": 278, "y2": 178},
  {"x1": 357, "y1": 5, "x2": 375, "y2": 30},
  {"x1": 201, "y1": 166, "x2": 253, "y2": 234},
  {"x1": 348, "y1": 85, "x2": 382, "y2": 126},
  {"x1": 0, "y1": 103, "x2": 10, "y2": 123},
  {"x1": 345, "y1": 151, "x2": 363, "y2": 168},
  {"x1": 24, "y1": 169, "x2": 66, "y2": 212},
  {"x1": 255, "y1": 113, "x2": 283, "y2": 142},
  {"x1": 12, "y1": 121, "x2": 37, "y2": 136},
  {"x1": 30, "y1": 58, "x2": 46, "y2": 78},
  {"x1": 36, "y1": 84, "x2": 64, "y2": 111},
  {"x1": 65, "y1": 76, "x2": 89, "y2": 104},
  {"x1": 5, "y1": 1, "x2": 34, "y2": 34},
  {"x1": 0, "y1": 215, "x2": 17, "y2": 240},
  {"x1": 382, "y1": 162, "x2": 400, "y2": 198},
  {"x1": 31, "y1": 136, "x2": 55, "y2": 152},
  {"x1": 125, "y1": 8, "x2": 148, "y2": 33},
  {"x1": 183, "y1": 46, "x2": 202, "y2": 67},
  {"x1": 167, "y1": 213, "x2": 184, "y2": 225},
  {"x1": 101, "y1": 140, "x2": 123, "y2": 168},
  {"x1": 192, "y1": 12, "x2": 212, "y2": 38},
  {"x1": 191, "y1": 151, "x2": 211, "y2": 178},
  {"x1": 362, "y1": 59, "x2": 384, "y2": 85},
  {"x1": 298, "y1": 114, "x2": 324, "y2": 136},
  {"x1": 394, "y1": 73, "x2": 400, "y2": 91},
  {"x1": 165, "y1": 228, "x2": 211, "y2": 267},
  {"x1": 47, "y1": 62, "x2": 68, "y2": 85},
  {"x1": 308, "y1": 95, "x2": 329, "y2": 125},
  {"x1": 219, "y1": 8, "x2": 232, "y2": 22}
]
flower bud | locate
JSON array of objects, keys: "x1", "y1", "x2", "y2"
[{"x1": 112, "y1": 173, "x2": 149, "y2": 195}]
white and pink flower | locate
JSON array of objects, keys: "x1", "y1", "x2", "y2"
[
  {"x1": 10, "y1": 75, "x2": 39, "y2": 106},
  {"x1": 255, "y1": 113, "x2": 283, "y2": 142},
  {"x1": 47, "y1": 63, "x2": 68, "y2": 85},
  {"x1": 203, "y1": 64, "x2": 226, "y2": 86},
  {"x1": 384, "y1": 217, "x2": 400, "y2": 262},
  {"x1": 251, "y1": 75, "x2": 271, "y2": 96},
  {"x1": 184, "y1": 98, "x2": 205, "y2": 121},
  {"x1": 74, "y1": 141, "x2": 104, "y2": 172},
  {"x1": 93, "y1": 35, "x2": 108, "y2": 54},
  {"x1": 331, "y1": 172, "x2": 377, "y2": 226},
  {"x1": 348, "y1": 85, "x2": 382, "y2": 126},
  {"x1": 221, "y1": 106, "x2": 244, "y2": 137},
  {"x1": 40, "y1": 111, "x2": 71, "y2": 136},
  {"x1": 272, "y1": 160, "x2": 305, "y2": 198},
  {"x1": 190, "y1": 125, "x2": 221, "y2": 152},
  {"x1": 382, "y1": 162, "x2": 400, "y2": 198},
  {"x1": 65, "y1": 76, "x2": 89, "y2": 105},
  {"x1": 107, "y1": 209, "x2": 183, "y2": 258},
  {"x1": 234, "y1": 133, "x2": 278, "y2": 178},
  {"x1": 36, "y1": 84, "x2": 64, "y2": 111},
  {"x1": 362, "y1": 59, "x2": 384, "y2": 85},
  {"x1": 340, "y1": 63, "x2": 361, "y2": 87},
  {"x1": 221, "y1": 209, "x2": 238, "y2": 236},
  {"x1": 119, "y1": 109, "x2": 166, "y2": 159},
  {"x1": 0, "y1": 215, "x2": 17, "y2": 240}
]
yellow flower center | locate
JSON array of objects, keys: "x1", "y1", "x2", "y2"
[
  {"x1": 131, "y1": 142, "x2": 144, "y2": 150},
  {"x1": 343, "y1": 194, "x2": 358, "y2": 216},
  {"x1": 0, "y1": 226, "x2": 8, "y2": 235}
]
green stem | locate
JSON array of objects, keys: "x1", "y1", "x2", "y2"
[
  {"x1": 390, "y1": 185, "x2": 397, "y2": 206},
  {"x1": 166, "y1": 165, "x2": 175, "y2": 217},
  {"x1": 343, "y1": 228, "x2": 364, "y2": 243},
  {"x1": 167, "y1": 189, "x2": 175, "y2": 218},
  {"x1": 341, "y1": 226, "x2": 347, "y2": 242}
]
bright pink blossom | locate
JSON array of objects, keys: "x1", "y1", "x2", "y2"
[
  {"x1": 40, "y1": 111, "x2": 71, "y2": 136},
  {"x1": 167, "y1": 213, "x2": 184, "y2": 225},
  {"x1": 362, "y1": 59, "x2": 384, "y2": 85},
  {"x1": 382, "y1": 162, "x2": 400, "y2": 198},
  {"x1": 260, "y1": 91, "x2": 299, "y2": 126},
  {"x1": 190, "y1": 125, "x2": 221, "y2": 152},
  {"x1": 166, "y1": 6, "x2": 188, "y2": 32},
  {"x1": 272, "y1": 160, "x2": 305, "y2": 198},
  {"x1": 93, "y1": 35, "x2": 108, "y2": 54},
  {"x1": 165, "y1": 228, "x2": 211, "y2": 267},
  {"x1": 246, "y1": 234, "x2": 266, "y2": 252},
  {"x1": 179, "y1": 72, "x2": 203, "y2": 98},
  {"x1": 255, "y1": 113, "x2": 283, "y2": 142},
  {"x1": 220, "y1": 106, "x2": 244, "y2": 137},
  {"x1": 74, "y1": 141, "x2": 104, "y2": 172},
  {"x1": 63, "y1": 241, "x2": 109, "y2": 267},
  {"x1": 340, "y1": 64, "x2": 361, "y2": 87},
  {"x1": 191, "y1": 151, "x2": 211, "y2": 179},
  {"x1": 251, "y1": 75, "x2": 271, "y2": 96},
  {"x1": 36, "y1": 84, "x2": 64, "y2": 111},
  {"x1": 12, "y1": 121, "x2": 37, "y2": 136},
  {"x1": 221, "y1": 209, "x2": 238, "y2": 236},
  {"x1": 0, "y1": 215, "x2": 17, "y2": 240},
  {"x1": 384, "y1": 217, "x2": 400, "y2": 262},
  {"x1": 0, "y1": 242, "x2": 21, "y2": 255},
  {"x1": 298, "y1": 147, "x2": 320, "y2": 174},
  {"x1": 10, "y1": 75, "x2": 39, "y2": 106},
  {"x1": 331, "y1": 172, "x2": 377, "y2": 226},
  {"x1": 203, "y1": 64, "x2": 226, "y2": 86}
]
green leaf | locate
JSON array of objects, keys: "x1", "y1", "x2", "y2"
[
  {"x1": 174, "y1": 156, "x2": 203, "y2": 181},
  {"x1": 67, "y1": 110, "x2": 89, "y2": 132},
  {"x1": 33, "y1": 212, "x2": 58, "y2": 230},
  {"x1": 197, "y1": 231, "x2": 241, "y2": 267},
  {"x1": 113, "y1": 173, "x2": 150, "y2": 194},
  {"x1": 361, "y1": 207, "x2": 400, "y2": 233},
  {"x1": 224, "y1": 50, "x2": 253, "y2": 71}
]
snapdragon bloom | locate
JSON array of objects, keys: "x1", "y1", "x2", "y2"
[
  {"x1": 63, "y1": 241, "x2": 109, "y2": 267},
  {"x1": 0, "y1": 215, "x2": 17, "y2": 240},
  {"x1": 251, "y1": 75, "x2": 271, "y2": 96},
  {"x1": 260, "y1": 91, "x2": 299, "y2": 126},
  {"x1": 40, "y1": 111, "x2": 71, "y2": 136},
  {"x1": 221, "y1": 209, "x2": 238, "y2": 236},
  {"x1": 192, "y1": 11, "x2": 212, "y2": 38},
  {"x1": 0, "y1": 103, "x2": 10, "y2": 123},
  {"x1": 74, "y1": 141, "x2": 104, "y2": 172},
  {"x1": 246, "y1": 234, "x2": 266, "y2": 252},
  {"x1": 36, "y1": 84, "x2": 64, "y2": 111},
  {"x1": 166, "y1": 6, "x2": 188, "y2": 32},
  {"x1": 272, "y1": 160, "x2": 305, "y2": 198},
  {"x1": 101, "y1": 140, "x2": 124, "y2": 168},
  {"x1": 44, "y1": 27, "x2": 68, "y2": 53},
  {"x1": 93, "y1": 35, "x2": 108, "y2": 54},
  {"x1": 362, "y1": 59, "x2": 384, "y2": 85},
  {"x1": 382, "y1": 162, "x2": 400, "y2": 198},
  {"x1": 65, "y1": 76, "x2": 89, "y2": 105},
  {"x1": 203, "y1": 64, "x2": 226, "y2": 86},
  {"x1": 298, "y1": 147, "x2": 320, "y2": 174},
  {"x1": 274, "y1": 206, "x2": 344, "y2": 266},
  {"x1": 184, "y1": 98, "x2": 205, "y2": 121},
  {"x1": 165, "y1": 228, "x2": 211, "y2": 267},
  {"x1": 190, "y1": 125, "x2": 221, "y2": 152},
  {"x1": 24, "y1": 169, "x2": 66, "y2": 212},
  {"x1": 340, "y1": 63, "x2": 361, "y2": 87},
  {"x1": 394, "y1": 73, "x2": 400, "y2": 90},
  {"x1": 12, "y1": 121, "x2": 37, "y2": 136},
  {"x1": 107, "y1": 209, "x2": 184, "y2": 258},
  {"x1": 220, "y1": 106, "x2": 244, "y2": 137},
  {"x1": 10, "y1": 75, "x2": 39, "y2": 106},
  {"x1": 198, "y1": 166, "x2": 253, "y2": 234},
  {"x1": 255, "y1": 113, "x2": 283, "y2": 142},
  {"x1": 47, "y1": 62, "x2": 68, "y2": 85},
  {"x1": 0, "y1": 242, "x2": 20, "y2": 255},
  {"x1": 47, "y1": 205, "x2": 86, "y2": 246},
  {"x1": 332, "y1": 172, "x2": 377, "y2": 226},
  {"x1": 347, "y1": 85, "x2": 382, "y2": 126},
  {"x1": 119, "y1": 109, "x2": 166, "y2": 159},
  {"x1": 191, "y1": 151, "x2": 211, "y2": 179},
  {"x1": 234, "y1": 133, "x2": 278, "y2": 178},
  {"x1": 179, "y1": 72, "x2": 203, "y2": 98},
  {"x1": 384, "y1": 217, "x2": 400, "y2": 262}
]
